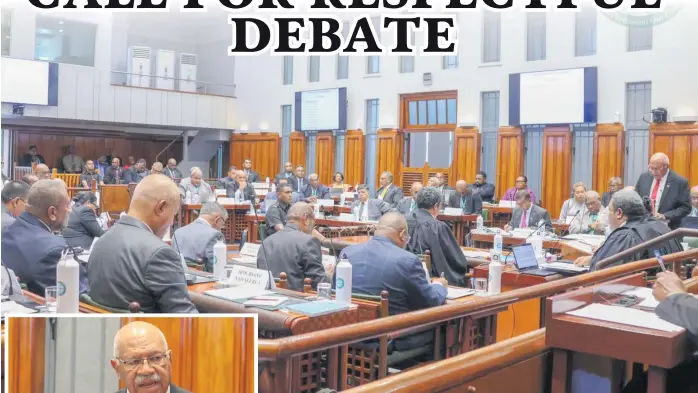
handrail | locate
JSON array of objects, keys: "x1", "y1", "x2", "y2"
[
  {"x1": 110, "y1": 70, "x2": 236, "y2": 97},
  {"x1": 343, "y1": 329, "x2": 548, "y2": 393},
  {"x1": 154, "y1": 132, "x2": 184, "y2": 164},
  {"x1": 257, "y1": 248, "x2": 698, "y2": 360},
  {"x1": 595, "y1": 228, "x2": 698, "y2": 270}
]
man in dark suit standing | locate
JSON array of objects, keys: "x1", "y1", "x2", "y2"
[
  {"x1": 242, "y1": 158, "x2": 260, "y2": 183},
  {"x1": 88, "y1": 175, "x2": 197, "y2": 313},
  {"x1": 111, "y1": 321, "x2": 193, "y2": 393},
  {"x1": 447, "y1": 180, "x2": 483, "y2": 214},
  {"x1": 2, "y1": 179, "x2": 88, "y2": 295},
  {"x1": 634, "y1": 152, "x2": 691, "y2": 229}
]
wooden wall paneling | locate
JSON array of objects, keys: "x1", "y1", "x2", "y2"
[
  {"x1": 229, "y1": 133, "x2": 281, "y2": 180},
  {"x1": 541, "y1": 127, "x2": 573, "y2": 217},
  {"x1": 289, "y1": 131, "x2": 307, "y2": 169},
  {"x1": 495, "y1": 127, "x2": 524, "y2": 200},
  {"x1": 375, "y1": 129, "x2": 404, "y2": 189},
  {"x1": 649, "y1": 122, "x2": 698, "y2": 187},
  {"x1": 315, "y1": 132, "x2": 335, "y2": 184},
  {"x1": 450, "y1": 127, "x2": 482, "y2": 185},
  {"x1": 593, "y1": 124, "x2": 625, "y2": 195},
  {"x1": 8, "y1": 317, "x2": 46, "y2": 393},
  {"x1": 343, "y1": 130, "x2": 365, "y2": 186}
]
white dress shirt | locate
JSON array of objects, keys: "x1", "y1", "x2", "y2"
[
  {"x1": 129, "y1": 388, "x2": 170, "y2": 393},
  {"x1": 650, "y1": 172, "x2": 669, "y2": 213},
  {"x1": 355, "y1": 201, "x2": 369, "y2": 220}
]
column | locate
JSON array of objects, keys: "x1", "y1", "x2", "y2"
[
  {"x1": 281, "y1": 128, "x2": 291, "y2": 172},
  {"x1": 306, "y1": 132, "x2": 317, "y2": 174},
  {"x1": 334, "y1": 130, "x2": 346, "y2": 175},
  {"x1": 365, "y1": 128, "x2": 377, "y2": 192}
]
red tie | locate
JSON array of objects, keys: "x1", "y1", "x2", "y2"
[
  {"x1": 650, "y1": 180, "x2": 661, "y2": 214},
  {"x1": 521, "y1": 209, "x2": 528, "y2": 228}
]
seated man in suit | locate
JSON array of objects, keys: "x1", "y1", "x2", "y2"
[
  {"x1": 446, "y1": 180, "x2": 482, "y2": 214},
  {"x1": 470, "y1": 171, "x2": 495, "y2": 203},
  {"x1": 583, "y1": 191, "x2": 609, "y2": 235},
  {"x1": 352, "y1": 185, "x2": 392, "y2": 221},
  {"x1": 396, "y1": 182, "x2": 422, "y2": 215},
  {"x1": 635, "y1": 152, "x2": 691, "y2": 229},
  {"x1": 217, "y1": 165, "x2": 237, "y2": 189},
  {"x1": 124, "y1": 158, "x2": 149, "y2": 184},
  {"x1": 164, "y1": 158, "x2": 183, "y2": 180},
  {"x1": 302, "y1": 173, "x2": 331, "y2": 202},
  {"x1": 406, "y1": 187, "x2": 469, "y2": 287},
  {"x1": 88, "y1": 175, "x2": 197, "y2": 313},
  {"x1": 433, "y1": 172, "x2": 453, "y2": 202},
  {"x1": 602, "y1": 176, "x2": 623, "y2": 207},
  {"x1": 504, "y1": 190, "x2": 553, "y2": 232},
  {"x1": 104, "y1": 157, "x2": 125, "y2": 184},
  {"x1": 2, "y1": 179, "x2": 89, "y2": 295},
  {"x1": 1, "y1": 180, "x2": 30, "y2": 232},
  {"x1": 257, "y1": 202, "x2": 331, "y2": 291},
  {"x1": 111, "y1": 321, "x2": 192, "y2": 393},
  {"x1": 261, "y1": 178, "x2": 300, "y2": 213},
  {"x1": 274, "y1": 161, "x2": 295, "y2": 183},
  {"x1": 574, "y1": 189, "x2": 682, "y2": 271},
  {"x1": 178, "y1": 167, "x2": 213, "y2": 204},
  {"x1": 172, "y1": 201, "x2": 227, "y2": 272},
  {"x1": 242, "y1": 158, "x2": 260, "y2": 183},
  {"x1": 292, "y1": 165, "x2": 308, "y2": 193},
  {"x1": 226, "y1": 170, "x2": 257, "y2": 201},
  {"x1": 375, "y1": 171, "x2": 404, "y2": 207},
  {"x1": 265, "y1": 183, "x2": 293, "y2": 237},
  {"x1": 501, "y1": 175, "x2": 537, "y2": 204},
  {"x1": 61, "y1": 191, "x2": 105, "y2": 250},
  {"x1": 342, "y1": 212, "x2": 447, "y2": 351}
]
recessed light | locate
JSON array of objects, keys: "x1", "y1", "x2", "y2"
[
  {"x1": 59, "y1": 20, "x2": 64, "y2": 24},
  {"x1": 59, "y1": 29, "x2": 63, "y2": 33}
]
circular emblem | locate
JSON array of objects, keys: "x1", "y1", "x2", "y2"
[
  {"x1": 602, "y1": 4, "x2": 684, "y2": 28},
  {"x1": 336, "y1": 278, "x2": 345, "y2": 289},
  {"x1": 212, "y1": 256, "x2": 217, "y2": 266},
  {"x1": 57, "y1": 282, "x2": 67, "y2": 296}
]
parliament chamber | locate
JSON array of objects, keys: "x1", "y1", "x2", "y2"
[{"x1": 3, "y1": 4, "x2": 698, "y2": 393}]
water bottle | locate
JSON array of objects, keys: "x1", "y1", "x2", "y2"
[
  {"x1": 265, "y1": 177, "x2": 270, "y2": 187},
  {"x1": 185, "y1": 190, "x2": 192, "y2": 204},
  {"x1": 488, "y1": 261, "x2": 503, "y2": 295},
  {"x1": 340, "y1": 193, "x2": 345, "y2": 206},
  {"x1": 476, "y1": 215, "x2": 484, "y2": 231},
  {"x1": 314, "y1": 203, "x2": 321, "y2": 218},
  {"x1": 537, "y1": 219, "x2": 546, "y2": 237},
  {"x1": 493, "y1": 231, "x2": 503, "y2": 256},
  {"x1": 335, "y1": 255, "x2": 353, "y2": 305},
  {"x1": 213, "y1": 240, "x2": 228, "y2": 280},
  {"x1": 249, "y1": 203, "x2": 255, "y2": 215},
  {"x1": 56, "y1": 252, "x2": 80, "y2": 313},
  {"x1": 271, "y1": 183, "x2": 276, "y2": 193}
]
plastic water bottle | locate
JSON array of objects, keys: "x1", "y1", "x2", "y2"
[
  {"x1": 265, "y1": 177, "x2": 270, "y2": 187},
  {"x1": 314, "y1": 203, "x2": 321, "y2": 218},
  {"x1": 493, "y1": 231, "x2": 503, "y2": 256},
  {"x1": 335, "y1": 255, "x2": 353, "y2": 305},
  {"x1": 488, "y1": 261, "x2": 503, "y2": 295},
  {"x1": 537, "y1": 219, "x2": 546, "y2": 237},
  {"x1": 340, "y1": 193, "x2": 346, "y2": 206},
  {"x1": 56, "y1": 252, "x2": 80, "y2": 313},
  {"x1": 271, "y1": 183, "x2": 276, "y2": 193},
  {"x1": 185, "y1": 190, "x2": 192, "y2": 204},
  {"x1": 213, "y1": 240, "x2": 228, "y2": 280},
  {"x1": 476, "y1": 215, "x2": 484, "y2": 231}
]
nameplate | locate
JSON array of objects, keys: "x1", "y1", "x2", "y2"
[
  {"x1": 498, "y1": 201, "x2": 516, "y2": 208},
  {"x1": 228, "y1": 265, "x2": 270, "y2": 288},
  {"x1": 443, "y1": 207, "x2": 463, "y2": 216},
  {"x1": 316, "y1": 199, "x2": 335, "y2": 207},
  {"x1": 338, "y1": 213, "x2": 356, "y2": 221},
  {"x1": 217, "y1": 197, "x2": 237, "y2": 205},
  {"x1": 251, "y1": 182, "x2": 268, "y2": 189},
  {"x1": 214, "y1": 189, "x2": 227, "y2": 196},
  {"x1": 342, "y1": 192, "x2": 355, "y2": 199},
  {"x1": 240, "y1": 242, "x2": 261, "y2": 257}
]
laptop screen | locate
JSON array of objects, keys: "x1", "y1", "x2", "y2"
[{"x1": 512, "y1": 244, "x2": 538, "y2": 270}]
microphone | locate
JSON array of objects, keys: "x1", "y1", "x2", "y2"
[{"x1": 251, "y1": 199, "x2": 274, "y2": 290}]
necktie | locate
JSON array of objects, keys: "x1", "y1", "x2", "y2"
[
  {"x1": 521, "y1": 209, "x2": 528, "y2": 228},
  {"x1": 380, "y1": 187, "x2": 388, "y2": 199},
  {"x1": 410, "y1": 200, "x2": 416, "y2": 212},
  {"x1": 312, "y1": 188, "x2": 317, "y2": 197},
  {"x1": 70, "y1": 156, "x2": 75, "y2": 172},
  {"x1": 298, "y1": 178, "x2": 303, "y2": 192},
  {"x1": 460, "y1": 196, "x2": 466, "y2": 210},
  {"x1": 650, "y1": 179, "x2": 661, "y2": 214},
  {"x1": 358, "y1": 202, "x2": 365, "y2": 219},
  {"x1": 692, "y1": 208, "x2": 698, "y2": 217}
]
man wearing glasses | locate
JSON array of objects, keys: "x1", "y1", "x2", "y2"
[
  {"x1": 602, "y1": 177, "x2": 623, "y2": 207},
  {"x1": 111, "y1": 321, "x2": 192, "y2": 393},
  {"x1": 635, "y1": 152, "x2": 691, "y2": 229},
  {"x1": 172, "y1": 202, "x2": 228, "y2": 273},
  {"x1": 1, "y1": 180, "x2": 30, "y2": 232}
]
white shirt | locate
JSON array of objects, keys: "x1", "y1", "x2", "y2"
[
  {"x1": 650, "y1": 171, "x2": 669, "y2": 213},
  {"x1": 128, "y1": 388, "x2": 169, "y2": 393},
  {"x1": 355, "y1": 201, "x2": 369, "y2": 220}
]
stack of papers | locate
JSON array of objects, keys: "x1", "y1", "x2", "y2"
[
  {"x1": 244, "y1": 295, "x2": 288, "y2": 307},
  {"x1": 1, "y1": 301, "x2": 38, "y2": 315},
  {"x1": 566, "y1": 303, "x2": 683, "y2": 332},
  {"x1": 623, "y1": 287, "x2": 660, "y2": 309},
  {"x1": 205, "y1": 286, "x2": 272, "y2": 302},
  {"x1": 462, "y1": 250, "x2": 491, "y2": 259},
  {"x1": 446, "y1": 287, "x2": 476, "y2": 300}
]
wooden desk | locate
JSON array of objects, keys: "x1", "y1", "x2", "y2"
[
  {"x1": 179, "y1": 203, "x2": 259, "y2": 243},
  {"x1": 21, "y1": 291, "x2": 109, "y2": 314},
  {"x1": 472, "y1": 232, "x2": 567, "y2": 252},
  {"x1": 437, "y1": 213, "x2": 478, "y2": 246},
  {"x1": 546, "y1": 273, "x2": 689, "y2": 393},
  {"x1": 246, "y1": 215, "x2": 375, "y2": 243},
  {"x1": 473, "y1": 265, "x2": 563, "y2": 342}
]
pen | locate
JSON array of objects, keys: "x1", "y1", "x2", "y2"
[{"x1": 653, "y1": 249, "x2": 667, "y2": 272}]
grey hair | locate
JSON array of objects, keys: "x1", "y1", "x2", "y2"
[
  {"x1": 1, "y1": 181, "x2": 30, "y2": 203},
  {"x1": 381, "y1": 172, "x2": 394, "y2": 183},
  {"x1": 190, "y1": 167, "x2": 202, "y2": 176},
  {"x1": 515, "y1": 189, "x2": 531, "y2": 201},
  {"x1": 585, "y1": 190, "x2": 600, "y2": 201},
  {"x1": 26, "y1": 179, "x2": 67, "y2": 212},
  {"x1": 200, "y1": 201, "x2": 229, "y2": 220},
  {"x1": 113, "y1": 329, "x2": 169, "y2": 359},
  {"x1": 610, "y1": 189, "x2": 645, "y2": 219},
  {"x1": 356, "y1": 184, "x2": 369, "y2": 193},
  {"x1": 308, "y1": 173, "x2": 319, "y2": 181},
  {"x1": 416, "y1": 187, "x2": 442, "y2": 210}
]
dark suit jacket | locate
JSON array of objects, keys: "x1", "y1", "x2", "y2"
[
  {"x1": 302, "y1": 184, "x2": 331, "y2": 200},
  {"x1": 469, "y1": 183, "x2": 495, "y2": 203},
  {"x1": 124, "y1": 168, "x2": 149, "y2": 184},
  {"x1": 509, "y1": 205, "x2": 553, "y2": 231},
  {"x1": 104, "y1": 166, "x2": 125, "y2": 184},
  {"x1": 257, "y1": 223, "x2": 328, "y2": 291},
  {"x1": 656, "y1": 293, "x2": 698, "y2": 347},
  {"x1": 2, "y1": 212, "x2": 88, "y2": 295},
  {"x1": 226, "y1": 181, "x2": 257, "y2": 201},
  {"x1": 635, "y1": 170, "x2": 691, "y2": 229},
  {"x1": 61, "y1": 205, "x2": 105, "y2": 250},
  {"x1": 87, "y1": 215, "x2": 197, "y2": 313},
  {"x1": 446, "y1": 192, "x2": 483, "y2": 214},
  {"x1": 375, "y1": 185, "x2": 404, "y2": 207},
  {"x1": 244, "y1": 169, "x2": 260, "y2": 183},
  {"x1": 20, "y1": 153, "x2": 45, "y2": 166},
  {"x1": 290, "y1": 176, "x2": 309, "y2": 193},
  {"x1": 601, "y1": 191, "x2": 613, "y2": 207},
  {"x1": 274, "y1": 171, "x2": 295, "y2": 183},
  {"x1": 115, "y1": 384, "x2": 191, "y2": 393}
]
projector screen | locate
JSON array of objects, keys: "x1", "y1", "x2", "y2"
[
  {"x1": 1, "y1": 58, "x2": 58, "y2": 106},
  {"x1": 295, "y1": 88, "x2": 347, "y2": 131},
  {"x1": 510, "y1": 67, "x2": 597, "y2": 126}
]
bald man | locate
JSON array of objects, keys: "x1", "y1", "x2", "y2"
[
  {"x1": 225, "y1": 170, "x2": 257, "y2": 201},
  {"x1": 2, "y1": 179, "x2": 87, "y2": 295},
  {"x1": 111, "y1": 322, "x2": 192, "y2": 393},
  {"x1": 635, "y1": 152, "x2": 691, "y2": 229},
  {"x1": 396, "y1": 182, "x2": 423, "y2": 215},
  {"x1": 21, "y1": 173, "x2": 39, "y2": 186},
  {"x1": 257, "y1": 202, "x2": 329, "y2": 291},
  {"x1": 88, "y1": 175, "x2": 197, "y2": 313},
  {"x1": 446, "y1": 180, "x2": 482, "y2": 214},
  {"x1": 34, "y1": 163, "x2": 51, "y2": 180}
]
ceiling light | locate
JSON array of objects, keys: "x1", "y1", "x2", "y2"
[
  {"x1": 59, "y1": 29, "x2": 64, "y2": 33},
  {"x1": 59, "y1": 20, "x2": 64, "y2": 24}
]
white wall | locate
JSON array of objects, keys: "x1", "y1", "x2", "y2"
[{"x1": 234, "y1": 5, "x2": 698, "y2": 134}]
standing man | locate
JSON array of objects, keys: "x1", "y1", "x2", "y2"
[
  {"x1": 243, "y1": 159, "x2": 260, "y2": 183},
  {"x1": 375, "y1": 171, "x2": 404, "y2": 207},
  {"x1": 602, "y1": 177, "x2": 623, "y2": 207},
  {"x1": 635, "y1": 152, "x2": 691, "y2": 229},
  {"x1": 470, "y1": 171, "x2": 495, "y2": 203},
  {"x1": 164, "y1": 158, "x2": 183, "y2": 180},
  {"x1": 62, "y1": 146, "x2": 85, "y2": 174}
]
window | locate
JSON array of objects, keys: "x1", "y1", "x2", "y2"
[
  {"x1": 443, "y1": 56, "x2": 458, "y2": 69},
  {"x1": 283, "y1": 56, "x2": 293, "y2": 85},
  {"x1": 628, "y1": 25, "x2": 653, "y2": 52},
  {"x1": 367, "y1": 17, "x2": 381, "y2": 75},
  {"x1": 1, "y1": 10, "x2": 11, "y2": 56},
  {"x1": 399, "y1": 56, "x2": 414, "y2": 73},
  {"x1": 625, "y1": 82, "x2": 652, "y2": 130},
  {"x1": 401, "y1": 91, "x2": 457, "y2": 131},
  {"x1": 34, "y1": 16, "x2": 96, "y2": 67},
  {"x1": 337, "y1": 21, "x2": 350, "y2": 80},
  {"x1": 526, "y1": 12, "x2": 546, "y2": 61},
  {"x1": 481, "y1": 91, "x2": 500, "y2": 132},
  {"x1": 366, "y1": 99, "x2": 380, "y2": 134},
  {"x1": 575, "y1": 7, "x2": 597, "y2": 56},
  {"x1": 308, "y1": 56, "x2": 320, "y2": 82},
  {"x1": 482, "y1": 11, "x2": 501, "y2": 63},
  {"x1": 282, "y1": 105, "x2": 293, "y2": 135}
]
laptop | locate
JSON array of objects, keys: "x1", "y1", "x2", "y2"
[
  {"x1": 681, "y1": 216, "x2": 698, "y2": 230},
  {"x1": 512, "y1": 244, "x2": 557, "y2": 277}
]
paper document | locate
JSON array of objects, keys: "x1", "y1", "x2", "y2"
[
  {"x1": 446, "y1": 287, "x2": 476, "y2": 300},
  {"x1": 443, "y1": 207, "x2": 463, "y2": 216},
  {"x1": 205, "y1": 286, "x2": 272, "y2": 302},
  {"x1": 566, "y1": 303, "x2": 684, "y2": 332},
  {"x1": 462, "y1": 250, "x2": 491, "y2": 259},
  {"x1": 1, "y1": 301, "x2": 38, "y2": 315},
  {"x1": 623, "y1": 287, "x2": 659, "y2": 309}
]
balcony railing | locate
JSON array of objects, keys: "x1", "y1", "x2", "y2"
[{"x1": 110, "y1": 70, "x2": 236, "y2": 98}]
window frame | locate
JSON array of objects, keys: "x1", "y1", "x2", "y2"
[{"x1": 399, "y1": 91, "x2": 458, "y2": 132}]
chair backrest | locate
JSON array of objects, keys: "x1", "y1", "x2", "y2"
[
  {"x1": 80, "y1": 294, "x2": 142, "y2": 313},
  {"x1": 52, "y1": 169, "x2": 82, "y2": 188}
]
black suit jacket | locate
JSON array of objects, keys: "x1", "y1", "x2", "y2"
[
  {"x1": 104, "y1": 166, "x2": 125, "y2": 184},
  {"x1": 469, "y1": 183, "x2": 495, "y2": 203},
  {"x1": 20, "y1": 153, "x2": 45, "y2": 166},
  {"x1": 290, "y1": 176, "x2": 309, "y2": 193},
  {"x1": 115, "y1": 384, "x2": 192, "y2": 393},
  {"x1": 302, "y1": 183, "x2": 331, "y2": 200},
  {"x1": 635, "y1": 170, "x2": 691, "y2": 229},
  {"x1": 61, "y1": 206, "x2": 105, "y2": 250},
  {"x1": 226, "y1": 182, "x2": 257, "y2": 200},
  {"x1": 446, "y1": 192, "x2": 483, "y2": 214},
  {"x1": 244, "y1": 169, "x2": 260, "y2": 183},
  {"x1": 656, "y1": 293, "x2": 698, "y2": 348}
]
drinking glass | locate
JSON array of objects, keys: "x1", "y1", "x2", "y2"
[
  {"x1": 45, "y1": 286, "x2": 58, "y2": 313},
  {"x1": 474, "y1": 278, "x2": 488, "y2": 293},
  {"x1": 317, "y1": 283, "x2": 332, "y2": 300}
]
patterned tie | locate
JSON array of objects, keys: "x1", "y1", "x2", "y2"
[
  {"x1": 380, "y1": 187, "x2": 388, "y2": 199},
  {"x1": 298, "y1": 178, "x2": 303, "y2": 192},
  {"x1": 358, "y1": 202, "x2": 365, "y2": 219},
  {"x1": 692, "y1": 208, "x2": 698, "y2": 217},
  {"x1": 521, "y1": 209, "x2": 528, "y2": 228},
  {"x1": 650, "y1": 180, "x2": 661, "y2": 214},
  {"x1": 460, "y1": 196, "x2": 466, "y2": 210},
  {"x1": 410, "y1": 200, "x2": 416, "y2": 212}
]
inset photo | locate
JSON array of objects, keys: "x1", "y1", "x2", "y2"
[{"x1": 4, "y1": 315, "x2": 256, "y2": 393}]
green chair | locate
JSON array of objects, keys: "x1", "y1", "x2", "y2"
[
  {"x1": 258, "y1": 221, "x2": 267, "y2": 242},
  {"x1": 80, "y1": 294, "x2": 142, "y2": 313}
]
